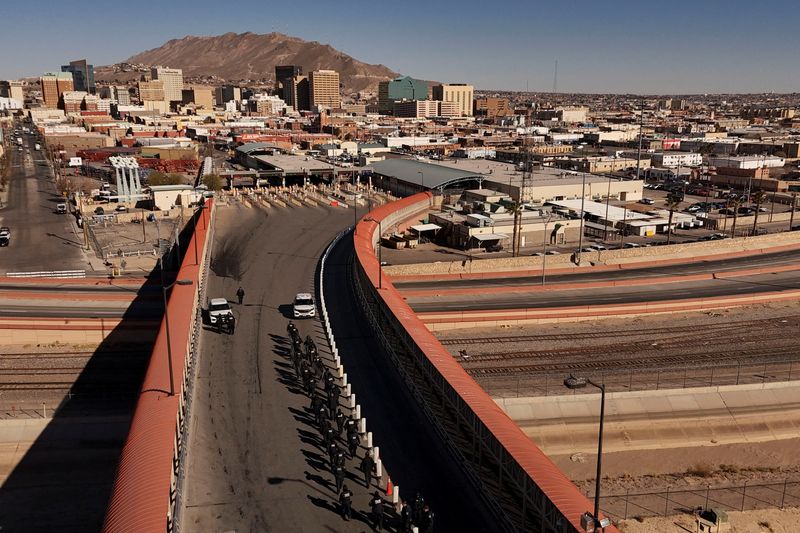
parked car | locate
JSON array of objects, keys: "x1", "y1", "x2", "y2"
[
  {"x1": 639, "y1": 197, "x2": 655, "y2": 205},
  {"x1": 0, "y1": 227, "x2": 9, "y2": 247},
  {"x1": 115, "y1": 205, "x2": 128, "y2": 212},
  {"x1": 208, "y1": 298, "x2": 234, "y2": 327},
  {"x1": 94, "y1": 207, "x2": 105, "y2": 215},
  {"x1": 623, "y1": 242, "x2": 641, "y2": 248},
  {"x1": 56, "y1": 203, "x2": 67, "y2": 214}
]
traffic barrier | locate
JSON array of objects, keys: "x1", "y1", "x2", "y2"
[
  {"x1": 6, "y1": 269, "x2": 86, "y2": 279},
  {"x1": 367, "y1": 431, "x2": 373, "y2": 447}
]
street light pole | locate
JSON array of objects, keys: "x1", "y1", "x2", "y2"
[
  {"x1": 576, "y1": 172, "x2": 587, "y2": 265},
  {"x1": 418, "y1": 171, "x2": 424, "y2": 191},
  {"x1": 564, "y1": 375, "x2": 607, "y2": 532}
]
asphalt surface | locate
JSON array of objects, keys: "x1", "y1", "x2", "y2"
[
  {"x1": 325, "y1": 234, "x2": 496, "y2": 531},
  {"x1": 181, "y1": 203, "x2": 390, "y2": 532},
  {"x1": 0, "y1": 125, "x2": 87, "y2": 273},
  {"x1": 395, "y1": 248, "x2": 800, "y2": 290},
  {"x1": 409, "y1": 270, "x2": 800, "y2": 312}
]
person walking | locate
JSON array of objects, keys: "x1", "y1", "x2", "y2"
[
  {"x1": 413, "y1": 492, "x2": 425, "y2": 525},
  {"x1": 360, "y1": 452, "x2": 375, "y2": 488},
  {"x1": 339, "y1": 484, "x2": 353, "y2": 520},
  {"x1": 236, "y1": 286, "x2": 245, "y2": 305},
  {"x1": 399, "y1": 500, "x2": 412, "y2": 532},
  {"x1": 419, "y1": 504, "x2": 434, "y2": 533},
  {"x1": 370, "y1": 491, "x2": 385, "y2": 531},
  {"x1": 348, "y1": 431, "x2": 360, "y2": 458},
  {"x1": 333, "y1": 463, "x2": 345, "y2": 494},
  {"x1": 334, "y1": 408, "x2": 345, "y2": 436}
]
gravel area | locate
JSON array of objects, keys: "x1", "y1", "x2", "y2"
[{"x1": 435, "y1": 301, "x2": 800, "y2": 398}]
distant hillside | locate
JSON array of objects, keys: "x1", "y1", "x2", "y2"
[{"x1": 95, "y1": 32, "x2": 398, "y2": 94}]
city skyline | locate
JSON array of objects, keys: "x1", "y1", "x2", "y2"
[{"x1": 1, "y1": 0, "x2": 799, "y2": 94}]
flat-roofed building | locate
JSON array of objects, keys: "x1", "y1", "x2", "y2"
[
  {"x1": 432, "y1": 83, "x2": 473, "y2": 116},
  {"x1": 150, "y1": 66, "x2": 184, "y2": 103},
  {"x1": 284, "y1": 75, "x2": 310, "y2": 111},
  {"x1": 138, "y1": 80, "x2": 167, "y2": 113},
  {"x1": 309, "y1": 70, "x2": 340, "y2": 110},
  {"x1": 40, "y1": 72, "x2": 74, "y2": 108},
  {"x1": 474, "y1": 97, "x2": 511, "y2": 118},
  {"x1": 0, "y1": 80, "x2": 24, "y2": 102},
  {"x1": 393, "y1": 99, "x2": 439, "y2": 118},
  {"x1": 275, "y1": 65, "x2": 302, "y2": 91},
  {"x1": 378, "y1": 76, "x2": 429, "y2": 114},
  {"x1": 61, "y1": 59, "x2": 95, "y2": 93},
  {"x1": 181, "y1": 86, "x2": 214, "y2": 109}
]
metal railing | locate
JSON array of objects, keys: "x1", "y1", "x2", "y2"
[
  {"x1": 476, "y1": 358, "x2": 800, "y2": 399},
  {"x1": 596, "y1": 479, "x2": 800, "y2": 521},
  {"x1": 5, "y1": 269, "x2": 85, "y2": 278}
]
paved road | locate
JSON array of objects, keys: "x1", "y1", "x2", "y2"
[
  {"x1": 181, "y1": 203, "x2": 386, "y2": 532},
  {"x1": 409, "y1": 270, "x2": 800, "y2": 312},
  {"x1": 0, "y1": 126, "x2": 87, "y2": 273},
  {"x1": 325, "y1": 235, "x2": 496, "y2": 531},
  {"x1": 395, "y1": 248, "x2": 800, "y2": 290}
]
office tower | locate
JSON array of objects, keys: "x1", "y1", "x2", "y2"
[
  {"x1": 284, "y1": 75, "x2": 310, "y2": 111},
  {"x1": 309, "y1": 70, "x2": 341, "y2": 110},
  {"x1": 150, "y1": 67, "x2": 184, "y2": 102},
  {"x1": 432, "y1": 83, "x2": 474, "y2": 116},
  {"x1": 40, "y1": 72, "x2": 74, "y2": 108},
  {"x1": 378, "y1": 76, "x2": 429, "y2": 114},
  {"x1": 275, "y1": 65, "x2": 302, "y2": 91},
  {"x1": 61, "y1": 59, "x2": 96, "y2": 93}
]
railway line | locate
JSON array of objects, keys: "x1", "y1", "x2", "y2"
[{"x1": 438, "y1": 314, "x2": 800, "y2": 346}]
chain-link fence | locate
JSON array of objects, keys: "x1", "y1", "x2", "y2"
[
  {"x1": 595, "y1": 480, "x2": 800, "y2": 521},
  {"x1": 477, "y1": 358, "x2": 800, "y2": 398}
]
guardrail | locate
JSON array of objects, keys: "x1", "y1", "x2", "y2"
[
  {"x1": 6, "y1": 270, "x2": 86, "y2": 278},
  {"x1": 353, "y1": 193, "x2": 618, "y2": 533},
  {"x1": 103, "y1": 201, "x2": 215, "y2": 533}
]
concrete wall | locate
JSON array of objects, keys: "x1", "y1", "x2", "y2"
[{"x1": 384, "y1": 230, "x2": 800, "y2": 277}]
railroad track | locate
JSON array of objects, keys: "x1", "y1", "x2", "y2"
[
  {"x1": 438, "y1": 316, "x2": 800, "y2": 346},
  {"x1": 465, "y1": 346, "x2": 800, "y2": 376}
]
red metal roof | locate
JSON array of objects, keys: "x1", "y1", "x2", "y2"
[
  {"x1": 103, "y1": 202, "x2": 213, "y2": 533},
  {"x1": 354, "y1": 193, "x2": 618, "y2": 532}
]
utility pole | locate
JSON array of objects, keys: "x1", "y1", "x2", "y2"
[
  {"x1": 576, "y1": 172, "x2": 587, "y2": 265},
  {"x1": 635, "y1": 97, "x2": 644, "y2": 182},
  {"x1": 513, "y1": 144, "x2": 531, "y2": 257}
]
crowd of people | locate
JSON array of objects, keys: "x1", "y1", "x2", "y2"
[{"x1": 286, "y1": 320, "x2": 434, "y2": 532}]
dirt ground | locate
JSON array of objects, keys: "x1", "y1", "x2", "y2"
[
  {"x1": 435, "y1": 303, "x2": 800, "y2": 529},
  {"x1": 617, "y1": 506, "x2": 800, "y2": 533}
]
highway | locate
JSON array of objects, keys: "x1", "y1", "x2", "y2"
[
  {"x1": 0, "y1": 123, "x2": 87, "y2": 273},
  {"x1": 395, "y1": 248, "x2": 800, "y2": 291},
  {"x1": 408, "y1": 269, "x2": 800, "y2": 312}
]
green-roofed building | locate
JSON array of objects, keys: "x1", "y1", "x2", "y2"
[{"x1": 378, "y1": 76, "x2": 429, "y2": 114}]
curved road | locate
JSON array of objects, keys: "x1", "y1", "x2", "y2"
[
  {"x1": 180, "y1": 203, "x2": 492, "y2": 531},
  {"x1": 396, "y1": 248, "x2": 800, "y2": 291},
  {"x1": 409, "y1": 270, "x2": 800, "y2": 312}
]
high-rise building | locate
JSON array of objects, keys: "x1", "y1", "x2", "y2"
[
  {"x1": 432, "y1": 83, "x2": 474, "y2": 116},
  {"x1": 275, "y1": 65, "x2": 302, "y2": 91},
  {"x1": 61, "y1": 59, "x2": 95, "y2": 93},
  {"x1": 393, "y1": 100, "x2": 440, "y2": 118},
  {"x1": 216, "y1": 85, "x2": 241, "y2": 105},
  {"x1": 150, "y1": 67, "x2": 184, "y2": 103},
  {"x1": 309, "y1": 70, "x2": 341, "y2": 110},
  {"x1": 0, "y1": 81, "x2": 24, "y2": 102},
  {"x1": 378, "y1": 76, "x2": 429, "y2": 114},
  {"x1": 284, "y1": 75, "x2": 310, "y2": 111},
  {"x1": 40, "y1": 72, "x2": 74, "y2": 108},
  {"x1": 114, "y1": 86, "x2": 131, "y2": 106}
]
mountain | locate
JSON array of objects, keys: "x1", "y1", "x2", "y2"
[{"x1": 95, "y1": 32, "x2": 399, "y2": 94}]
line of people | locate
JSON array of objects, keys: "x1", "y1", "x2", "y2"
[{"x1": 287, "y1": 320, "x2": 434, "y2": 532}]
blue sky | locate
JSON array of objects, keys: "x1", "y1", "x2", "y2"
[{"x1": 2, "y1": 0, "x2": 798, "y2": 94}]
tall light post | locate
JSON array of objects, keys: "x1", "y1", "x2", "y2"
[
  {"x1": 160, "y1": 258, "x2": 193, "y2": 396},
  {"x1": 575, "y1": 172, "x2": 587, "y2": 265},
  {"x1": 564, "y1": 374, "x2": 609, "y2": 532},
  {"x1": 363, "y1": 216, "x2": 383, "y2": 289},
  {"x1": 418, "y1": 171, "x2": 424, "y2": 191}
]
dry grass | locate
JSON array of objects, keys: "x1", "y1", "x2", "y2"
[{"x1": 686, "y1": 463, "x2": 714, "y2": 477}]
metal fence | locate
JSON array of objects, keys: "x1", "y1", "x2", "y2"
[
  {"x1": 478, "y1": 358, "x2": 800, "y2": 398},
  {"x1": 595, "y1": 479, "x2": 800, "y2": 521}
]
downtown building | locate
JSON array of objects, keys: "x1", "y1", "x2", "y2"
[
  {"x1": 40, "y1": 72, "x2": 74, "y2": 108},
  {"x1": 309, "y1": 70, "x2": 341, "y2": 111},
  {"x1": 432, "y1": 83, "x2": 474, "y2": 116},
  {"x1": 61, "y1": 59, "x2": 95, "y2": 93},
  {"x1": 150, "y1": 66, "x2": 184, "y2": 104},
  {"x1": 378, "y1": 76, "x2": 429, "y2": 114}
]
